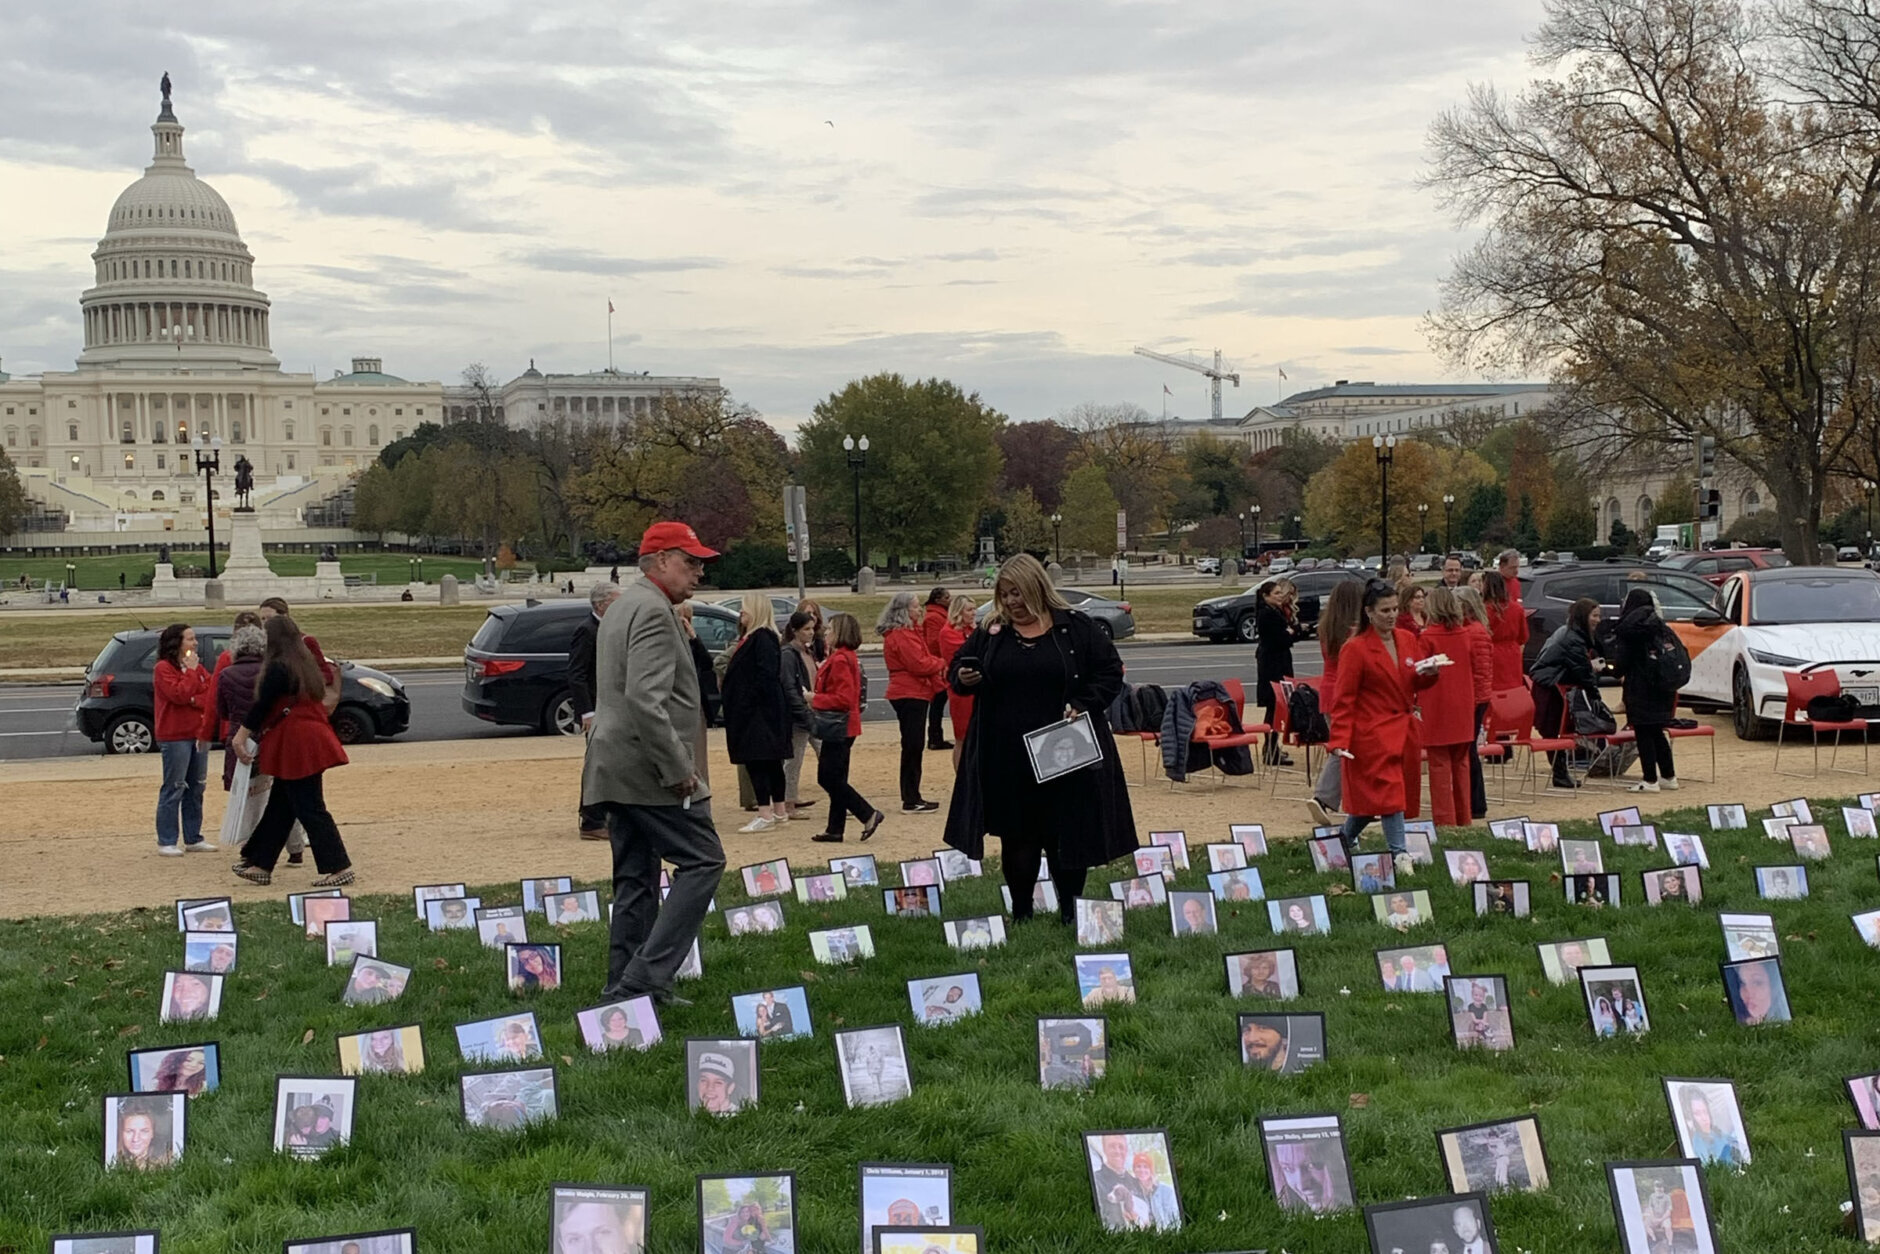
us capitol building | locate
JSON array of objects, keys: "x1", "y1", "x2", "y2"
[{"x1": 0, "y1": 79, "x2": 718, "y2": 538}]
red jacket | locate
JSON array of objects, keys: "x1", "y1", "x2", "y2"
[
  {"x1": 1395, "y1": 611, "x2": 1425, "y2": 638},
  {"x1": 921, "y1": 603, "x2": 949, "y2": 657},
  {"x1": 256, "y1": 695, "x2": 348, "y2": 780},
  {"x1": 883, "y1": 626, "x2": 943, "y2": 700},
  {"x1": 1330, "y1": 628, "x2": 1439, "y2": 816},
  {"x1": 153, "y1": 660, "x2": 211, "y2": 742},
  {"x1": 1465, "y1": 620, "x2": 1494, "y2": 706},
  {"x1": 1417, "y1": 624, "x2": 1480, "y2": 746},
  {"x1": 811, "y1": 647, "x2": 864, "y2": 738},
  {"x1": 1488, "y1": 599, "x2": 1530, "y2": 691}
]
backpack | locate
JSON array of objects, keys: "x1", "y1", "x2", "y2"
[
  {"x1": 1288, "y1": 683, "x2": 1331, "y2": 745},
  {"x1": 1132, "y1": 683, "x2": 1170, "y2": 732},
  {"x1": 1644, "y1": 630, "x2": 1691, "y2": 692}
]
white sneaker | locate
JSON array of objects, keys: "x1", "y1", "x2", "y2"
[
  {"x1": 1307, "y1": 799, "x2": 1334, "y2": 828},
  {"x1": 1630, "y1": 781, "x2": 1660, "y2": 793},
  {"x1": 737, "y1": 815, "x2": 780, "y2": 834},
  {"x1": 156, "y1": 845, "x2": 184, "y2": 857},
  {"x1": 1660, "y1": 778, "x2": 1680, "y2": 791},
  {"x1": 184, "y1": 840, "x2": 220, "y2": 852},
  {"x1": 1393, "y1": 853, "x2": 1416, "y2": 879}
]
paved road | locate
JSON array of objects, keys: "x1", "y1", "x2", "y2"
[{"x1": 0, "y1": 640, "x2": 1322, "y2": 761}]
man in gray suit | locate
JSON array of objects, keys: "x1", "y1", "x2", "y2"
[{"x1": 583, "y1": 521, "x2": 727, "y2": 1002}]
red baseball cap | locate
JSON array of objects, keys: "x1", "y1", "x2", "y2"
[{"x1": 639, "y1": 521, "x2": 718, "y2": 560}]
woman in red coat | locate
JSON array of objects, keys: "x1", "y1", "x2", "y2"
[
  {"x1": 228, "y1": 616, "x2": 353, "y2": 887},
  {"x1": 152, "y1": 622, "x2": 213, "y2": 855},
  {"x1": 1457, "y1": 586, "x2": 1497, "y2": 820},
  {"x1": 939, "y1": 595, "x2": 979, "y2": 756},
  {"x1": 1481, "y1": 572, "x2": 1529, "y2": 691},
  {"x1": 1418, "y1": 588, "x2": 1484, "y2": 827},
  {"x1": 1394, "y1": 579, "x2": 1429, "y2": 637},
  {"x1": 880, "y1": 591, "x2": 945, "y2": 812},
  {"x1": 1330, "y1": 580, "x2": 1445, "y2": 871},
  {"x1": 809, "y1": 612, "x2": 884, "y2": 843}
]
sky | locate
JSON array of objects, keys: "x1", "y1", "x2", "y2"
[{"x1": 0, "y1": 0, "x2": 1549, "y2": 431}]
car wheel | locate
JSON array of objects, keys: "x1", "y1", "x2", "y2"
[
  {"x1": 544, "y1": 691, "x2": 582, "y2": 736},
  {"x1": 105, "y1": 712, "x2": 155, "y2": 755},
  {"x1": 1731, "y1": 666, "x2": 1773, "y2": 741},
  {"x1": 1236, "y1": 614, "x2": 1259, "y2": 643},
  {"x1": 330, "y1": 703, "x2": 375, "y2": 745}
]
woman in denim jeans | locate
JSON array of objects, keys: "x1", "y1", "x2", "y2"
[{"x1": 152, "y1": 622, "x2": 214, "y2": 856}]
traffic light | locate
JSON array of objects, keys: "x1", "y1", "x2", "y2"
[
  {"x1": 1698, "y1": 435, "x2": 1716, "y2": 480},
  {"x1": 1703, "y1": 488, "x2": 1722, "y2": 520}
]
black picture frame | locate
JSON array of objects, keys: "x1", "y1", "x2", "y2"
[
  {"x1": 873, "y1": 1227, "x2": 986, "y2": 1254},
  {"x1": 1846, "y1": 1072, "x2": 1880, "y2": 1131},
  {"x1": 411, "y1": 881, "x2": 467, "y2": 919},
  {"x1": 1257, "y1": 1111, "x2": 1356, "y2": 1215},
  {"x1": 1640, "y1": 865, "x2": 1702, "y2": 907},
  {"x1": 739, "y1": 858, "x2": 794, "y2": 899},
  {"x1": 1445, "y1": 974, "x2": 1516, "y2": 1052},
  {"x1": 1362, "y1": 1191, "x2": 1499, "y2": 1254},
  {"x1": 1754, "y1": 864, "x2": 1809, "y2": 899},
  {"x1": 335, "y1": 1023, "x2": 425, "y2": 1077},
  {"x1": 1661, "y1": 1077, "x2": 1752, "y2": 1168},
  {"x1": 520, "y1": 875, "x2": 573, "y2": 914},
  {"x1": 458, "y1": 1065, "x2": 559, "y2": 1130},
  {"x1": 1038, "y1": 1016, "x2": 1108, "y2": 1090},
  {"x1": 282, "y1": 1228, "x2": 416, "y2": 1254},
  {"x1": 286, "y1": 888, "x2": 343, "y2": 926},
  {"x1": 1081, "y1": 1126, "x2": 1183, "y2": 1232},
  {"x1": 1238, "y1": 1012, "x2": 1326, "y2": 1074},
  {"x1": 725, "y1": 901, "x2": 788, "y2": 936},
  {"x1": 547, "y1": 1182, "x2": 649, "y2": 1254},
  {"x1": 1847, "y1": 1130, "x2": 1880, "y2": 1245},
  {"x1": 906, "y1": 972, "x2": 982, "y2": 1026},
  {"x1": 1374, "y1": 942, "x2": 1453, "y2": 994},
  {"x1": 857, "y1": 1161, "x2": 954, "y2": 1254},
  {"x1": 474, "y1": 904, "x2": 527, "y2": 949},
  {"x1": 1473, "y1": 880, "x2": 1529, "y2": 918},
  {"x1": 574, "y1": 996, "x2": 662, "y2": 1054},
  {"x1": 834, "y1": 1024, "x2": 915, "y2": 1109},
  {"x1": 1579, "y1": 965, "x2": 1651, "y2": 1038},
  {"x1": 697, "y1": 1171, "x2": 797, "y2": 1254},
  {"x1": 1707, "y1": 803, "x2": 1748, "y2": 830},
  {"x1": 158, "y1": 970, "x2": 224, "y2": 1024},
  {"x1": 270, "y1": 1074, "x2": 357, "y2": 1160},
  {"x1": 1224, "y1": 948, "x2": 1301, "y2": 1000},
  {"x1": 504, "y1": 941, "x2": 563, "y2": 994},
  {"x1": 542, "y1": 889, "x2": 603, "y2": 926},
  {"x1": 173, "y1": 895, "x2": 232, "y2": 931},
  {"x1": 1434, "y1": 1114, "x2": 1552, "y2": 1194},
  {"x1": 1720, "y1": 955, "x2": 1791, "y2": 1026},
  {"x1": 1603, "y1": 1158, "x2": 1720, "y2": 1254},
  {"x1": 897, "y1": 857, "x2": 944, "y2": 888},
  {"x1": 1566, "y1": 872, "x2": 1621, "y2": 908},
  {"x1": 126, "y1": 1041, "x2": 219, "y2": 1097},
  {"x1": 49, "y1": 1232, "x2": 162, "y2": 1254},
  {"x1": 881, "y1": 885, "x2": 943, "y2": 919},
  {"x1": 101, "y1": 1090, "x2": 185, "y2": 1171},
  {"x1": 686, "y1": 1037, "x2": 761, "y2": 1115}
]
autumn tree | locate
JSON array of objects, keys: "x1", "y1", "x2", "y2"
[
  {"x1": 1304, "y1": 439, "x2": 1497, "y2": 554},
  {"x1": 1426, "y1": 0, "x2": 1880, "y2": 562},
  {"x1": 0, "y1": 448, "x2": 27, "y2": 536},
  {"x1": 998, "y1": 488, "x2": 1054, "y2": 557},
  {"x1": 1183, "y1": 433, "x2": 1256, "y2": 516},
  {"x1": 1057, "y1": 462, "x2": 1123, "y2": 558},
  {"x1": 1061, "y1": 402, "x2": 1179, "y2": 543},
  {"x1": 997, "y1": 420, "x2": 1078, "y2": 510}
]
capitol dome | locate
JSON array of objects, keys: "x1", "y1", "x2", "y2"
[{"x1": 77, "y1": 81, "x2": 278, "y2": 371}]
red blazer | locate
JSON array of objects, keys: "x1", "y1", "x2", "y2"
[
  {"x1": 921, "y1": 603, "x2": 949, "y2": 657},
  {"x1": 1330, "y1": 628, "x2": 1439, "y2": 816},
  {"x1": 1417, "y1": 624, "x2": 1479, "y2": 746},
  {"x1": 1395, "y1": 611, "x2": 1425, "y2": 638},
  {"x1": 255, "y1": 695, "x2": 348, "y2": 780},
  {"x1": 153, "y1": 660, "x2": 211, "y2": 742},
  {"x1": 883, "y1": 626, "x2": 943, "y2": 700},
  {"x1": 811, "y1": 647, "x2": 864, "y2": 738},
  {"x1": 1488, "y1": 600, "x2": 1530, "y2": 691}
]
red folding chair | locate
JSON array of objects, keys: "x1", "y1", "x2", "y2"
[
  {"x1": 1487, "y1": 683, "x2": 1574, "y2": 796},
  {"x1": 1556, "y1": 683, "x2": 1636, "y2": 789},
  {"x1": 1175, "y1": 689, "x2": 1263, "y2": 790},
  {"x1": 1774, "y1": 668, "x2": 1871, "y2": 777},
  {"x1": 1662, "y1": 690, "x2": 1717, "y2": 783},
  {"x1": 1265, "y1": 678, "x2": 1322, "y2": 799}
]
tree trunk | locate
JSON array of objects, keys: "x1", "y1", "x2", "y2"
[{"x1": 1769, "y1": 465, "x2": 1824, "y2": 566}]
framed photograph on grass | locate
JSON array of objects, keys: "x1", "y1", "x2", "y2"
[
  {"x1": 1664, "y1": 1078, "x2": 1751, "y2": 1167},
  {"x1": 517, "y1": 876, "x2": 571, "y2": 914},
  {"x1": 159, "y1": 971, "x2": 222, "y2": 1024},
  {"x1": 1567, "y1": 873, "x2": 1620, "y2": 908},
  {"x1": 177, "y1": 897, "x2": 232, "y2": 932},
  {"x1": 1207, "y1": 867, "x2": 1264, "y2": 903},
  {"x1": 180, "y1": 931, "x2": 237, "y2": 976},
  {"x1": 1001, "y1": 882, "x2": 1059, "y2": 916},
  {"x1": 1206, "y1": 841, "x2": 1248, "y2": 872},
  {"x1": 944, "y1": 915, "x2": 1005, "y2": 951},
  {"x1": 1719, "y1": 913, "x2": 1779, "y2": 960},
  {"x1": 830, "y1": 854, "x2": 880, "y2": 887},
  {"x1": 1402, "y1": 830, "x2": 1436, "y2": 867},
  {"x1": 460, "y1": 1066, "x2": 558, "y2": 1130},
  {"x1": 859, "y1": 1163, "x2": 952, "y2": 1254},
  {"x1": 1755, "y1": 865, "x2": 1809, "y2": 899},
  {"x1": 543, "y1": 890, "x2": 602, "y2": 926},
  {"x1": 1109, "y1": 874, "x2": 1167, "y2": 909},
  {"x1": 698, "y1": 1173, "x2": 795, "y2": 1254},
  {"x1": 678, "y1": 939, "x2": 703, "y2": 981},
  {"x1": 1611, "y1": 824, "x2": 1658, "y2": 849},
  {"x1": 505, "y1": 942, "x2": 562, "y2": 993},
  {"x1": 1226, "y1": 948, "x2": 1300, "y2": 1000},
  {"x1": 1721, "y1": 956, "x2": 1791, "y2": 1026},
  {"x1": 576, "y1": 996, "x2": 660, "y2": 1053},
  {"x1": 323, "y1": 920, "x2": 377, "y2": 968},
  {"x1": 1708, "y1": 803, "x2": 1748, "y2": 830},
  {"x1": 810, "y1": 925, "x2": 875, "y2": 965},
  {"x1": 1849, "y1": 1074, "x2": 1880, "y2": 1131},
  {"x1": 741, "y1": 859, "x2": 794, "y2": 899},
  {"x1": 1437, "y1": 1115, "x2": 1550, "y2": 1194},
  {"x1": 1523, "y1": 822, "x2": 1560, "y2": 854},
  {"x1": 1855, "y1": 909, "x2": 1880, "y2": 948},
  {"x1": 50, "y1": 1233, "x2": 159, "y2": 1254},
  {"x1": 1375, "y1": 890, "x2": 1433, "y2": 930},
  {"x1": 1791, "y1": 824, "x2": 1833, "y2": 861},
  {"x1": 1403, "y1": 819, "x2": 1439, "y2": 844},
  {"x1": 475, "y1": 905, "x2": 528, "y2": 949},
  {"x1": 1848, "y1": 1132, "x2": 1880, "y2": 1245},
  {"x1": 455, "y1": 1012, "x2": 543, "y2": 1065},
  {"x1": 1473, "y1": 881, "x2": 1529, "y2": 918},
  {"x1": 933, "y1": 848, "x2": 981, "y2": 882},
  {"x1": 1363, "y1": 1193, "x2": 1498, "y2": 1254},
  {"x1": 796, "y1": 872, "x2": 849, "y2": 904},
  {"x1": 1773, "y1": 797, "x2": 1815, "y2": 823},
  {"x1": 1259, "y1": 1112, "x2": 1355, "y2": 1215},
  {"x1": 1847, "y1": 806, "x2": 1880, "y2": 839},
  {"x1": 550, "y1": 1185, "x2": 647, "y2": 1254},
  {"x1": 727, "y1": 901, "x2": 788, "y2": 936},
  {"x1": 1350, "y1": 851, "x2": 1395, "y2": 893},
  {"x1": 287, "y1": 888, "x2": 343, "y2": 926},
  {"x1": 1377, "y1": 943, "x2": 1451, "y2": 993},
  {"x1": 303, "y1": 895, "x2": 351, "y2": 938},
  {"x1": 899, "y1": 857, "x2": 943, "y2": 888},
  {"x1": 1039, "y1": 1017, "x2": 1107, "y2": 1089},
  {"x1": 883, "y1": 886, "x2": 942, "y2": 919},
  {"x1": 103, "y1": 1092, "x2": 184, "y2": 1171},
  {"x1": 1598, "y1": 806, "x2": 1644, "y2": 836},
  {"x1": 128, "y1": 1042, "x2": 219, "y2": 1098},
  {"x1": 1445, "y1": 850, "x2": 1489, "y2": 885},
  {"x1": 283, "y1": 1228, "x2": 414, "y2": 1254},
  {"x1": 1488, "y1": 816, "x2": 1527, "y2": 843},
  {"x1": 424, "y1": 895, "x2": 479, "y2": 931},
  {"x1": 733, "y1": 987, "x2": 813, "y2": 1041},
  {"x1": 336, "y1": 1025, "x2": 424, "y2": 1077},
  {"x1": 1537, "y1": 937, "x2": 1610, "y2": 985},
  {"x1": 908, "y1": 973, "x2": 982, "y2": 1024},
  {"x1": 271, "y1": 1076, "x2": 355, "y2": 1160},
  {"x1": 1239, "y1": 1013, "x2": 1325, "y2": 1074},
  {"x1": 1560, "y1": 839, "x2": 1603, "y2": 875},
  {"x1": 1641, "y1": 865, "x2": 1702, "y2": 906},
  {"x1": 1268, "y1": 895, "x2": 1330, "y2": 937},
  {"x1": 687, "y1": 1038, "x2": 759, "y2": 1115},
  {"x1": 1075, "y1": 898, "x2": 1126, "y2": 947},
  {"x1": 1075, "y1": 953, "x2": 1137, "y2": 1008},
  {"x1": 1083, "y1": 1128, "x2": 1182, "y2": 1232},
  {"x1": 342, "y1": 957, "x2": 410, "y2": 1007},
  {"x1": 1606, "y1": 1159, "x2": 1719, "y2": 1254},
  {"x1": 1169, "y1": 891, "x2": 1217, "y2": 937},
  {"x1": 874, "y1": 1225, "x2": 982, "y2": 1253},
  {"x1": 1447, "y1": 975, "x2": 1515, "y2": 1051},
  {"x1": 1308, "y1": 835, "x2": 1351, "y2": 874},
  {"x1": 836, "y1": 1025, "x2": 914, "y2": 1108},
  {"x1": 1231, "y1": 823, "x2": 1268, "y2": 857},
  {"x1": 1149, "y1": 829, "x2": 1191, "y2": 869},
  {"x1": 412, "y1": 882, "x2": 466, "y2": 919},
  {"x1": 1763, "y1": 815, "x2": 1798, "y2": 842},
  {"x1": 1581, "y1": 965, "x2": 1651, "y2": 1037},
  {"x1": 1663, "y1": 833, "x2": 1710, "y2": 869}
]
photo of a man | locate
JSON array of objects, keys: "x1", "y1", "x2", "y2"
[
  {"x1": 1083, "y1": 1131, "x2": 1181, "y2": 1232},
  {"x1": 836, "y1": 1027, "x2": 913, "y2": 1108},
  {"x1": 1261, "y1": 1116, "x2": 1353, "y2": 1215},
  {"x1": 551, "y1": 1190, "x2": 646, "y2": 1254},
  {"x1": 688, "y1": 1041, "x2": 757, "y2": 1115}
]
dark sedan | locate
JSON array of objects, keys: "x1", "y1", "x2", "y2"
[
  {"x1": 77, "y1": 627, "x2": 410, "y2": 754},
  {"x1": 1192, "y1": 568, "x2": 1363, "y2": 642},
  {"x1": 1517, "y1": 562, "x2": 1724, "y2": 671}
]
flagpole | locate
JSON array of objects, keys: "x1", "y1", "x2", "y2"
[{"x1": 607, "y1": 301, "x2": 614, "y2": 372}]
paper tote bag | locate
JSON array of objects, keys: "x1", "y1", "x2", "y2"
[
  {"x1": 1024, "y1": 715, "x2": 1103, "y2": 784},
  {"x1": 218, "y1": 758, "x2": 254, "y2": 847}
]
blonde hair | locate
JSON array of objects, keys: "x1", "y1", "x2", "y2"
[
  {"x1": 1455, "y1": 586, "x2": 1491, "y2": 628},
  {"x1": 1427, "y1": 585, "x2": 1464, "y2": 628},
  {"x1": 948, "y1": 595, "x2": 977, "y2": 629},
  {"x1": 989, "y1": 554, "x2": 1069, "y2": 626},
  {"x1": 745, "y1": 595, "x2": 778, "y2": 635}
]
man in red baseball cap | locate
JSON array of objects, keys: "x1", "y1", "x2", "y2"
[{"x1": 581, "y1": 519, "x2": 725, "y2": 1003}]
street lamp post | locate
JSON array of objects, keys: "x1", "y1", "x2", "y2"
[
  {"x1": 1865, "y1": 480, "x2": 1876, "y2": 557},
  {"x1": 1237, "y1": 511, "x2": 1246, "y2": 556},
  {"x1": 842, "y1": 434, "x2": 870, "y2": 575},
  {"x1": 1417, "y1": 502, "x2": 1429, "y2": 554},
  {"x1": 1251, "y1": 503, "x2": 1262, "y2": 557},
  {"x1": 1443, "y1": 493, "x2": 1457, "y2": 554},
  {"x1": 193, "y1": 431, "x2": 224, "y2": 578},
  {"x1": 1291, "y1": 513, "x2": 1301, "y2": 543},
  {"x1": 1051, "y1": 512, "x2": 1063, "y2": 563},
  {"x1": 1372, "y1": 435, "x2": 1397, "y2": 560}
]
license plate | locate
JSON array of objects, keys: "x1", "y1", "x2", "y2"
[{"x1": 1847, "y1": 685, "x2": 1880, "y2": 707}]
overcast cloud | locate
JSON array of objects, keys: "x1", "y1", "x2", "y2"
[{"x1": 0, "y1": 0, "x2": 1548, "y2": 427}]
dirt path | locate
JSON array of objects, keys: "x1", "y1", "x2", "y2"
[{"x1": 1, "y1": 714, "x2": 1865, "y2": 919}]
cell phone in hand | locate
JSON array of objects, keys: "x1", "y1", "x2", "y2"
[{"x1": 955, "y1": 656, "x2": 980, "y2": 671}]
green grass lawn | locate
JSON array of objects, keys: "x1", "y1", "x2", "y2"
[
  {"x1": 0, "y1": 551, "x2": 494, "y2": 591},
  {"x1": 0, "y1": 605, "x2": 500, "y2": 668},
  {"x1": 6, "y1": 796, "x2": 1880, "y2": 1251}
]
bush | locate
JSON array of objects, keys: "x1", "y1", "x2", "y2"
[
  {"x1": 1720, "y1": 513, "x2": 1782, "y2": 548},
  {"x1": 709, "y1": 542, "x2": 794, "y2": 590}
]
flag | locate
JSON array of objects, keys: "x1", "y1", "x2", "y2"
[
  {"x1": 1278, "y1": 366, "x2": 1288, "y2": 381},
  {"x1": 607, "y1": 300, "x2": 615, "y2": 314},
  {"x1": 1163, "y1": 384, "x2": 1172, "y2": 396}
]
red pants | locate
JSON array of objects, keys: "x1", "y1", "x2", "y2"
[
  {"x1": 1427, "y1": 743, "x2": 1473, "y2": 827},
  {"x1": 1404, "y1": 720, "x2": 1423, "y2": 820}
]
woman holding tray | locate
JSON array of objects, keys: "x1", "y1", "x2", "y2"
[{"x1": 944, "y1": 553, "x2": 1137, "y2": 924}]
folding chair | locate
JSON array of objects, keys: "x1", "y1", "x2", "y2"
[
  {"x1": 1661, "y1": 690, "x2": 1717, "y2": 784},
  {"x1": 1174, "y1": 688, "x2": 1264, "y2": 790},
  {"x1": 1487, "y1": 684, "x2": 1573, "y2": 796},
  {"x1": 1556, "y1": 683, "x2": 1637, "y2": 789},
  {"x1": 1774, "y1": 668, "x2": 1871, "y2": 777}
]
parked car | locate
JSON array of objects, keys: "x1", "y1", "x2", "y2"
[
  {"x1": 1194, "y1": 557, "x2": 1221, "y2": 575},
  {"x1": 1516, "y1": 562, "x2": 1727, "y2": 674},
  {"x1": 1838, "y1": 546, "x2": 1864, "y2": 563},
  {"x1": 1409, "y1": 553, "x2": 1442, "y2": 571},
  {"x1": 1192, "y1": 568, "x2": 1363, "y2": 643},
  {"x1": 462, "y1": 596, "x2": 740, "y2": 735},
  {"x1": 712, "y1": 593, "x2": 803, "y2": 623},
  {"x1": 1682, "y1": 566, "x2": 1880, "y2": 739},
  {"x1": 1657, "y1": 547, "x2": 1790, "y2": 584},
  {"x1": 975, "y1": 587, "x2": 1135, "y2": 639},
  {"x1": 1266, "y1": 556, "x2": 1296, "y2": 575},
  {"x1": 78, "y1": 626, "x2": 410, "y2": 754}
]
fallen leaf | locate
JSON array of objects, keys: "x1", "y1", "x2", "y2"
[
  {"x1": 254, "y1": 990, "x2": 269, "y2": 1001},
  {"x1": 433, "y1": 958, "x2": 450, "y2": 971},
  {"x1": 561, "y1": 1055, "x2": 574, "y2": 1065},
  {"x1": 117, "y1": 1024, "x2": 141, "y2": 1038},
  {"x1": 301, "y1": 1029, "x2": 315, "y2": 1045},
  {"x1": 1349, "y1": 1093, "x2": 1372, "y2": 1108},
  {"x1": 36, "y1": 1035, "x2": 48, "y2": 1051}
]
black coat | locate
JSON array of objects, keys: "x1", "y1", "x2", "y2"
[
  {"x1": 1254, "y1": 599, "x2": 1299, "y2": 704},
  {"x1": 1608, "y1": 605, "x2": 1679, "y2": 728},
  {"x1": 1528, "y1": 623, "x2": 1600, "y2": 693},
  {"x1": 568, "y1": 613, "x2": 601, "y2": 719},
  {"x1": 721, "y1": 629, "x2": 791, "y2": 763},
  {"x1": 942, "y1": 608, "x2": 1138, "y2": 870}
]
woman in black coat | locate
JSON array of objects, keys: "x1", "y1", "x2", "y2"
[
  {"x1": 1527, "y1": 596, "x2": 1604, "y2": 790},
  {"x1": 943, "y1": 554, "x2": 1137, "y2": 922},
  {"x1": 1607, "y1": 587, "x2": 1680, "y2": 793},
  {"x1": 1253, "y1": 579, "x2": 1300, "y2": 765},
  {"x1": 721, "y1": 599, "x2": 792, "y2": 833}
]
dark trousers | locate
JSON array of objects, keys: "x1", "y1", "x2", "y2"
[
  {"x1": 1261, "y1": 696, "x2": 1282, "y2": 763},
  {"x1": 1635, "y1": 725, "x2": 1676, "y2": 783},
  {"x1": 241, "y1": 772, "x2": 349, "y2": 873},
  {"x1": 746, "y1": 760, "x2": 786, "y2": 806},
  {"x1": 890, "y1": 697, "x2": 929, "y2": 805},
  {"x1": 1000, "y1": 838, "x2": 1088, "y2": 923},
  {"x1": 578, "y1": 802, "x2": 607, "y2": 831},
  {"x1": 816, "y1": 736, "x2": 876, "y2": 835},
  {"x1": 1468, "y1": 703, "x2": 1488, "y2": 818},
  {"x1": 1534, "y1": 684, "x2": 1573, "y2": 781},
  {"x1": 927, "y1": 691, "x2": 950, "y2": 746},
  {"x1": 600, "y1": 798, "x2": 726, "y2": 997}
]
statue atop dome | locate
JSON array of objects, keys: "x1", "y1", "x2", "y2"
[{"x1": 161, "y1": 72, "x2": 171, "y2": 103}]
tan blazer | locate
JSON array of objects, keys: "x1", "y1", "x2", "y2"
[{"x1": 581, "y1": 578, "x2": 711, "y2": 808}]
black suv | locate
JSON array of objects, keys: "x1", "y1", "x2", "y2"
[
  {"x1": 462, "y1": 597, "x2": 740, "y2": 735},
  {"x1": 1518, "y1": 562, "x2": 1722, "y2": 670},
  {"x1": 77, "y1": 627, "x2": 411, "y2": 754},
  {"x1": 1192, "y1": 568, "x2": 1364, "y2": 642}
]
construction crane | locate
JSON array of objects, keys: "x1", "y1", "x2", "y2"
[{"x1": 1133, "y1": 346, "x2": 1240, "y2": 422}]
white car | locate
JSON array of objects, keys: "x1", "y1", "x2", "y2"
[
  {"x1": 1683, "y1": 567, "x2": 1880, "y2": 739},
  {"x1": 1195, "y1": 557, "x2": 1221, "y2": 575}
]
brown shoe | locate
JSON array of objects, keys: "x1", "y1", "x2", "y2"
[{"x1": 579, "y1": 825, "x2": 609, "y2": 842}]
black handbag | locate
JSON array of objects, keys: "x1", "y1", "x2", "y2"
[
  {"x1": 1569, "y1": 687, "x2": 1618, "y2": 737},
  {"x1": 810, "y1": 708, "x2": 849, "y2": 742}
]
